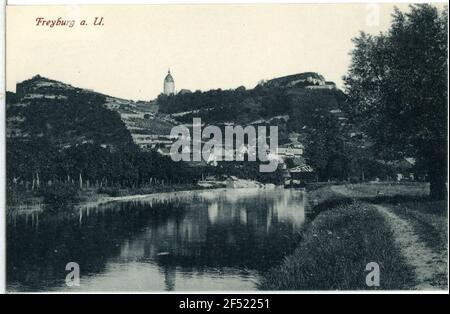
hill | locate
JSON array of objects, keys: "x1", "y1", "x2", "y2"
[
  {"x1": 6, "y1": 75, "x2": 197, "y2": 198},
  {"x1": 157, "y1": 72, "x2": 347, "y2": 136},
  {"x1": 156, "y1": 72, "x2": 383, "y2": 181},
  {"x1": 258, "y1": 72, "x2": 334, "y2": 89},
  {"x1": 5, "y1": 73, "x2": 380, "y2": 186},
  {"x1": 7, "y1": 75, "x2": 134, "y2": 150}
]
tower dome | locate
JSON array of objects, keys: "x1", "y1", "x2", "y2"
[{"x1": 163, "y1": 69, "x2": 175, "y2": 95}]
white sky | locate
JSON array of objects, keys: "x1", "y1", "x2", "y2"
[{"x1": 6, "y1": 3, "x2": 444, "y2": 101}]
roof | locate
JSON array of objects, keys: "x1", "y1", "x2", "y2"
[
  {"x1": 264, "y1": 72, "x2": 325, "y2": 87},
  {"x1": 164, "y1": 71, "x2": 174, "y2": 83},
  {"x1": 289, "y1": 165, "x2": 314, "y2": 173},
  {"x1": 277, "y1": 147, "x2": 303, "y2": 156}
]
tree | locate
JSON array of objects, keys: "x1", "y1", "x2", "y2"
[{"x1": 344, "y1": 4, "x2": 448, "y2": 199}]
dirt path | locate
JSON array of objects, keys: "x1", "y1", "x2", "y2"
[
  {"x1": 373, "y1": 204, "x2": 447, "y2": 290},
  {"x1": 331, "y1": 185, "x2": 448, "y2": 290}
]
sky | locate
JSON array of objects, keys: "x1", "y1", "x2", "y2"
[{"x1": 5, "y1": 3, "x2": 437, "y2": 101}]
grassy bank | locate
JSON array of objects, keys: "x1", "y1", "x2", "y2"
[
  {"x1": 261, "y1": 182, "x2": 448, "y2": 290},
  {"x1": 389, "y1": 201, "x2": 447, "y2": 252},
  {"x1": 8, "y1": 182, "x2": 220, "y2": 211},
  {"x1": 259, "y1": 193, "x2": 415, "y2": 290},
  {"x1": 343, "y1": 183, "x2": 446, "y2": 250},
  {"x1": 96, "y1": 183, "x2": 213, "y2": 197},
  {"x1": 337, "y1": 183, "x2": 447, "y2": 252}
]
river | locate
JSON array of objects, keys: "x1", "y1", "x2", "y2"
[{"x1": 7, "y1": 187, "x2": 307, "y2": 292}]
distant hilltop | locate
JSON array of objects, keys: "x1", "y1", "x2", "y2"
[
  {"x1": 6, "y1": 74, "x2": 139, "y2": 150},
  {"x1": 15, "y1": 74, "x2": 128, "y2": 103},
  {"x1": 7, "y1": 74, "x2": 176, "y2": 150},
  {"x1": 15, "y1": 74, "x2": 76, "y2": 100},
  {"x1": 258, "y1": 72, "x2": 336, "y2": 90},
  {"x1": 12, "y1": 74, "x2": 157, "y2": 113}
]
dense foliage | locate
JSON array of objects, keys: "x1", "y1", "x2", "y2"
[
  {"x1": 6, "y1": 89, "x2": 200, "y2": 203},
  {"x1": 344, "y1": 4, "x2": 448, "y2": 199},
  {"x1": 211, "y1": 161, "x2": 285, "y2": 185},
  {"x1": 158, "y1": 86, "x2": 291, "y2": 124},
  {"x1": 7, "y1": 140, "x2": 199, "y2": 188},
  {"x1": 7, "y1": 91, "x2": 133, "y2": 148},
  {"x1": 158, "y1": 79, "x2": 397, "y2": 182}
]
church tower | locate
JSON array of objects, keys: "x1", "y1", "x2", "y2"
[{"x1": 163, "y1": 69, "x2": 175, "y2": 95}]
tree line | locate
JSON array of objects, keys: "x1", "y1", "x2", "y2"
[
  {"x1": 7, "y1": 140, "x2": 199, "y2": 191},
  {"x1": 344, "y1": 4, "x2": 448, "y2": 199}
]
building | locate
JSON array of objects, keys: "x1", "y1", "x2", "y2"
[
  {"x1": 258, "y1": 72, "x2": 336, "y2": 90},
  {"x1": 288, "y1": 165, "x2": 315, "y2": 182},
  {"x1": 276, "y1": 144, "x2": 304, "y2": 158},
  {"x1": 178, "y1": 89, "x2": 192, "y2": 95},
  {"x1": 164, "y1": 70, "x2": 175, "y2": 95}
]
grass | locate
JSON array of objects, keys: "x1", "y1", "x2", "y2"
[
  {"x1": 388, "y1": 200, "x2": 448, "y2": 289},
  {"x1": 344, "y1": 182, "x2": 429, "y2": 198},
  {"x1": 97, "y1": 183, "x2": 209, "y2": 197},
  {"x1": 305, "y1": 185, "x2": 353, "y2": 221},
  {"x1": 338, "y1": 182, "x2": 447, "y2": 253},
  {"x1": 260, "y1": 182, "x2": 442, "y2": 290},
  {"x1": 261, "y1": 182, "x2": 448, "y2": 290},
  {"x1": 259, "y1": 200, "x2": 415, "y2": 290},
  {"x1": 389, "y1": 201, "x2": 447, "y2": 253}
]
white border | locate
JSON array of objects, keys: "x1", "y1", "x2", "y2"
[
  {"x1": 1, "y1": 0, "x2": 6, "y2": 296},
  {"x1": 1, "y1": 0, "x2": 448, "y2": 295},
  {"x1": 5, "y1": 0, "x2": 450, "y2": 4}
]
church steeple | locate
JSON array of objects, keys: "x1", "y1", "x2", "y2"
[{"x1": 163, "y1": 69, "x2": 175, "y2": 95}]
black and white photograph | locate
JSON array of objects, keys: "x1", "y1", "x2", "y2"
[{"x1": 2, "y1": 1, "x2": 448, "y2": 296}]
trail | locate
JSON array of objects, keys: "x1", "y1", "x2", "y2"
[{"x1": 331, "y1": 185, "x2": 448, "y2": 290}]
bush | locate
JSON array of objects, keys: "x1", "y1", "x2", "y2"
[
  {"x1": 97, "y1": 186, "x2": 123, "y2": 197},
  {"x1": 38, "y1": 182, "x2": 79, "y2": 207}
]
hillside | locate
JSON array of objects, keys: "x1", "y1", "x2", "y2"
[
  {"x1": 8, "y1": 75, "x2": 178, "y2": 148},
  {"x1": 7, "y1": 75, "x2": 134, "y2": 150},
  {"x1": 6, "y1": 75, "x2": 198, "y2": 193},
  {"x1": 5, "y1": 73, "x2": 385, "y2": 188},
  {"x1": 156, "y1": 72, "x2": 380, "y2": 181},
  {"x1": 7, "y1": 73, "x2": 356, "y2": 152},
  {"x1": 157, "y1": 72, "x2": 349, "y2": 137}
]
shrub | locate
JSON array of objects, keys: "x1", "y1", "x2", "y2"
[
  {"x1": 38, "y1": 182, "x2": 79, "y2": 207},
  {"x1": 97, "y1": 186, "x2": 123, "y2": 197}
]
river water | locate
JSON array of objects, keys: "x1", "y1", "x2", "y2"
[{"x1": 7, "y1": 187, "x2": 307, "y2": 292}]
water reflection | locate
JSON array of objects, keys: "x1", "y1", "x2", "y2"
[{"x1": 7, "y1": 188, "x2": 306, "y2": 292}]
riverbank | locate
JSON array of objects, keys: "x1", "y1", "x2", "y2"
[
  {"x1": 8, "y1": 178, "x2": 269, "y2": 212},
  {"x1": 78, "y1": 179, "x2": 273, "y2": 208},
  {"x1": 7, "y1": 183, "x2": 217, "y2": 212},
  {"x1": 260, "y1": 182, "x2": 448, "y2": 290}
]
